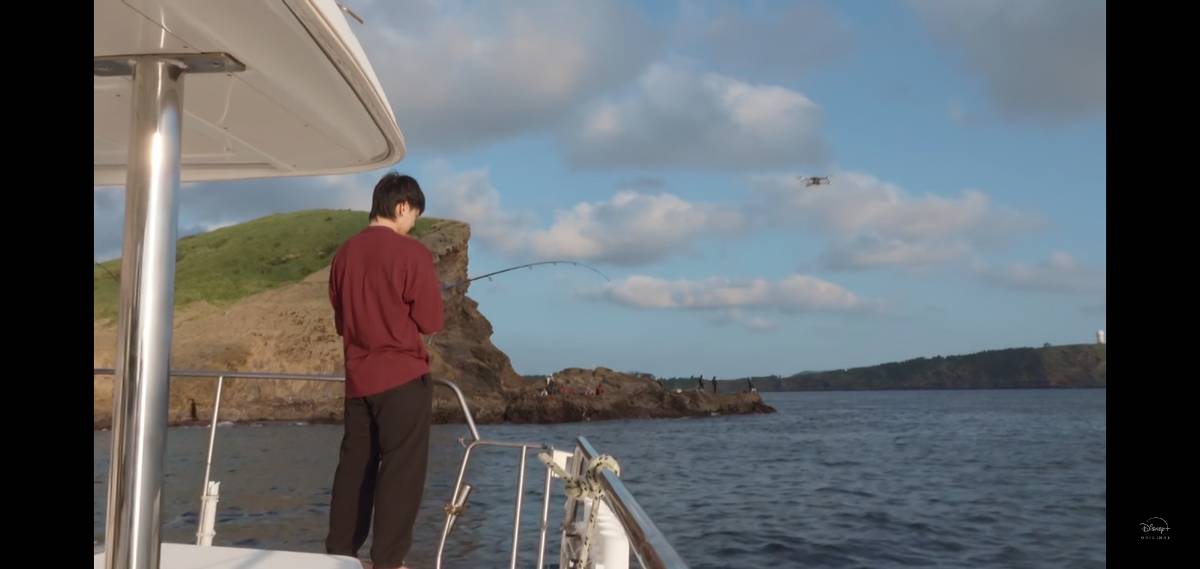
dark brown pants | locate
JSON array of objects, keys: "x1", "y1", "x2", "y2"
[{"x1": 326, "y1": 375, "x2": 432, "y2": 566}]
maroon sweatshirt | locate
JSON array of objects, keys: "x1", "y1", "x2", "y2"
[{"x1": 329, "y1": 225, "x2": 444, "y2": 398}]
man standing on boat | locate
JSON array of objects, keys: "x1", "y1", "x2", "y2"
[{"x1": 326, "y1": 172, "x2": 444, "y2": 569}]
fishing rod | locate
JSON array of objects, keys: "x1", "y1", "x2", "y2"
[{"x1": 442, "y1": 260, "x2": 610, "y2": 291}]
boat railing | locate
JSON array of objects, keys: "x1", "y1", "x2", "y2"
[{"x1": 93, "y1": 368, "x2": 688, "y2": 568}]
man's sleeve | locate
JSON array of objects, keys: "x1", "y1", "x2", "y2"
[
  {"x1": 329, "y1": 254, "x2": 343, "y2": 337},
  {"x1": 402, "y1": 247, "x2": 444, "y2": 334}
]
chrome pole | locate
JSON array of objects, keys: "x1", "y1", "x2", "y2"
[
  {"x1": 509, "y1": 446, "x2": 529, "y2": 569},
  {"x1": 536, "y1": 464, "x2": 554, "y2": 569},
  {"x1": 196, "y1": 375, "x2": 225, "y2": 544},
  {"x1": 104, "y1": 57, "x2": 185, "y2": 569},
  {"x1": 200, "y1": 376, "x2": 224, "y2": 497},
  {"x1": 436, "y1": 442, "x2": 478, "y2": 569}
]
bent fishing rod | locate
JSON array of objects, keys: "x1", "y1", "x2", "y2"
[{"x1": 441, "y1": 260, "x2": 610, "y2": 291}]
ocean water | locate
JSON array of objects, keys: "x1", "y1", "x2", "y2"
[{"x1": 94, "y1": 389, "x2": 1106, "y2": 568}]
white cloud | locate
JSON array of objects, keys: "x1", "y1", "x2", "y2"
[
  {"x1": 672, "y1": 1, "x2": 854, "y2": 82},
  {"x1": 706, "y1": 309, "x2": 780, "y2": 333},
  {"x1": 909, "y1": 0, "x2": 1106, "y2": 123},
  {"x1": 529, "y1": 191, "x2": 745, "y2": 265},
  {"x1": 824, "y1": 237, "x2": 972, "y2": 270},
  {"x1": 565, "y1": 64, "x2": 828, "y2": 169},
  {"x1": 353, "y1": 0, "x2": 658, "y2": 150},
  {"x1": 601, "y1": 274, "x2": 865, "y2": 312},
  {"x1": 747, "y1": 171, "x2": 1043, "y2": 269},
  {"x1": 424, "y1": 166, "x2": 535, "y2": 255},
  {"x1": 426, "y1": 167, "x2": 745, "y2": 266},
  {"x1": 975, "y1": 252, "x2": 1105, "y2": 294}
]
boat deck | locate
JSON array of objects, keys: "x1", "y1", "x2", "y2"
[{"x1": 93, "y1": 543, "x2": 362, "y2": 569}]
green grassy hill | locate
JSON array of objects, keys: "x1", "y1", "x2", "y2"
[{"x1": 94, "y1": 209, "x2": 437, "y2": 321}]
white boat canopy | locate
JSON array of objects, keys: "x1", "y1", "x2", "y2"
[{"x1": 94, "y1": 0, "x2": 405, "y2": 186}]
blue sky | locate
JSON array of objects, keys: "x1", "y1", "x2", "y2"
[{"x1": 94, "y1": 1, "x2": 1106, "y2": 378}]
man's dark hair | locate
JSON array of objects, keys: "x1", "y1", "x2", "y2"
[{"x1": 369, "y1": 172, "x2": 425, "y2": 220}]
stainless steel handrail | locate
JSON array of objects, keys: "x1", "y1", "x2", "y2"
[{"x1": 575, "y1": 437, "x2": 690, "y2": 569}]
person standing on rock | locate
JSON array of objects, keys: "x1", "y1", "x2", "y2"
[
  {"x1": 326, "y1": 172, "x2": 444, "y2": 569},
  {"x1": 711, "y1": 376, "x2": 717, "y2": 394}
]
